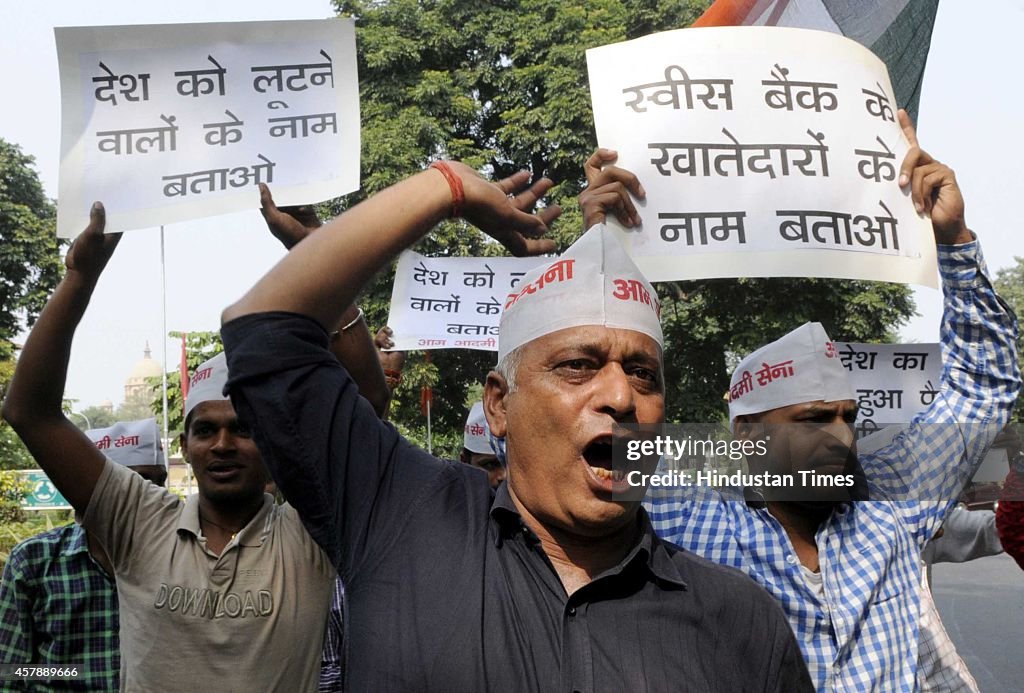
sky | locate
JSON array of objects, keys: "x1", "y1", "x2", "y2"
[{"x1": 1, "y1": 0, "x2": 1022, "y2": 412}]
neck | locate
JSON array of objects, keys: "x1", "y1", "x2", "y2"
[
  {"x1": 510, "y1": 489, "x2": 641, "y2": 596},
  {"x1": 198, "y1": 493, "x2": 264, "y2": 545},
  {"x1": 766, "y1": 501, "x2": 832, "y2": 571}
]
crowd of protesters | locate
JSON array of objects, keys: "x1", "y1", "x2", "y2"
[{"x1": 0, "y1": 105, "x2": 1020, "y2": 693}]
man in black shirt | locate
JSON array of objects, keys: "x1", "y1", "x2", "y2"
[{"x1": 221, "y1": 163, "x2": 812, "y2": 692}]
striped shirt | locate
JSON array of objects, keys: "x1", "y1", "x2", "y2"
[
  {"x1": 0, "y1": 524, "x2": 119, "y2": 691},
  {"x1": 647, "y1": 242, "x2": 1020, "y2": 692},
  {"x1": 318, "y1": 578, "x2": 345, "y2": 693}
]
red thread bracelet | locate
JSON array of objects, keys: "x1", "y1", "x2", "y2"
[{"x1": 429, "y1": 161, "x2": 464, "y2": 219}]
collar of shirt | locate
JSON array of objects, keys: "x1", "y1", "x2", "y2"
[
  {"x1": 176, "y1": 493, "x2": 277, "y2": 547},
  {"x1": 60, "y1": 522, "x2": 91, "y2": 558},
  {"x1": 488, "y1": 480, "x2": 688, "y2": 590},
  {"x1": 63, "y1": 523, "x2": 116, "y2": 581}
]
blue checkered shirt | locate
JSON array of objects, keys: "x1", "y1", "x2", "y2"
[
  {"x1": 646, "y1": 242, "x2": 1020, "y2": 692},
  {"x1": 0, "y1": 523, "x2": 119, "y2": 691}
]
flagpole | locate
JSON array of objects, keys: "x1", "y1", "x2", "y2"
[
  {"x1": 159, "y1": 225, "x2": 169, "y2": 469},
  {"x1": 426, "y1": 397, "x2": 432, "y2": 455}
]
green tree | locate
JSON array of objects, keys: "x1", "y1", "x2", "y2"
[
  {"x1": 994, "y1": 257, "x2": 1024, "y2": 423},
  {"x1": 0, "y1": 139, "x2": 63, "y2": 362},
  {"x1": 0, "y1": 357, "x2": 34, "y2": 470},
  {"x1": 328, "y1": 0, "x2": 916, "y2": 437},
  {"x1": 73, "y1": 405, "x2": 118, "y2": 431},
  {"x1": 0, "y1": 140, "x2": 63, "y2": 469}
]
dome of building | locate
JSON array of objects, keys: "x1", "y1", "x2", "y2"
[{"x1": 125, "y1": 343, "x2": 163, "y2": 401}]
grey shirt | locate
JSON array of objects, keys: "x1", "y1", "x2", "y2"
[{"x1": 82, "y1": 458, "x2": 336, "y2": 692}]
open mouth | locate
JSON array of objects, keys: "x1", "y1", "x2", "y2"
[
  {"x1": 583, "y1": 437, "x2": 625, "y2": 482},
  {"x1": 207, "y1": 462, "x2": 243, "y2": 479}
]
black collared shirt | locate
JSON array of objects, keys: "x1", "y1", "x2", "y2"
[{"x1": 223, "y1": 312, "x2": 812, "y2": 693}]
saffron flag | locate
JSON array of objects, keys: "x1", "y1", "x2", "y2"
[{"x1": 693, "y1": 0, "x2": 938, "y2": 121}]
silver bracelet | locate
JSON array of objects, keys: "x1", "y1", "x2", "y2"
[{"x1": 332, "y1": 307, "x2": 364, "y2": 337}]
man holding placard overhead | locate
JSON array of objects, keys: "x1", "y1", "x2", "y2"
[
  {"x1": 221, "y1": 163, "x2": 812, "y2": 691},
  {"x1": 581, "y1": 112, "x2": 1020, "y2": 690},
  {"x1": 2, "y1": 206, "x2": 343, "y2": 691},
  {"x1": 0, "y1": 419, "x2": 164, "y2": 691}
]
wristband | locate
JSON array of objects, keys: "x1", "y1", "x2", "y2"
[{"x1": 429, "y1": 161, "x2": 465, "y2": 219}]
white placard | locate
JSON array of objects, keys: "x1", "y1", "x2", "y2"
[
  {"x1": 386, "y1": 251, "x2": 548, "y2": 352},
  {"x1": 55, "y1": 19, "x2": 360, "y2": 237},
  {"x1": 836, "y1": 342, "x2": 941, "y2": 434},
  {"x1": 587, "y1": 26, "x2": 938, "y2": 287}
]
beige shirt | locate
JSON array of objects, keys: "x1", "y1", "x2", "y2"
[{"x1": 81, "y1": 459, "x2": 335, "y2": 692}]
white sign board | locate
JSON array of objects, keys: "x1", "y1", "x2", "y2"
[
  {"x1": 55, "y1": 19, "x2": 360, "y2": 237},
  {"x1": 386, "y1": 251, "x2": 548, "y2": 352},
  {"x1": 587, "y1": 26, "x2": 937, "y2": 287},
  {"x1": 835, "y1": 342, "x2": 942, "y2": 435}
]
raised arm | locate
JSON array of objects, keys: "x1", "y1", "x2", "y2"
[
  {"x1": 223, "y1": 164, "x2": 559, "y2": 330},
  {"x1": 862, "y1": 113, "x2": 1020, "y2": 537},
  {"x1": 259, "y1": 184, "x2": 390, "y2": 417},
  {"x1": 221, "y1": 165, "x2": 560, "y2": 570},
  {"x1": 1, "y1": 204, "x2": 121, "y2": 512}
]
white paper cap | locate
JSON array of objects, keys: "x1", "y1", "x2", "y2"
[
  {"x1": 463, "y1": 401, "x2": 492, "y2": 454},
  {"x1": 86, "y1": 418, "x2": 161, "y2": 468},
  {"x1": 498, "y1": 224, "x2": 663, "y2": 361},
  {"x1": 728, "y1": 322, "x2": 855, "y2": 421},
  {"x1": 184, "y1": 352, "x2": 230, "y2": 419}
]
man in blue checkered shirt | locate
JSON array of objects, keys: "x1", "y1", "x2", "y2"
[{"x1": 581, "y1": 112, "x2": 1020, "y2": 691}]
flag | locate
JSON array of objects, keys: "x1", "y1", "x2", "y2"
[
  {"x1": 693, "y1": 0, "x2": 939, "y2": 122},
  {"x1": 179, "y1": 333, "x2": 190, "y2": 413}
]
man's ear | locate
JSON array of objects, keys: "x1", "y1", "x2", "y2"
[
  {"x1": 179, "y1": 432, "x2": 189, "y2": 464},
  {"x1": 484, "y1": 370, "x2": 509, "y2": 438}
]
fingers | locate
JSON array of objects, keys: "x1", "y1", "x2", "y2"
[
  {"x1": 511, "y1": 177, "x2": 555, "y2": 212},
  {"x1": 579, "y1": 149, "x2": 645, "y2": 228},
  {"x1": 258, "y1": 183, "x2": 277, "y2": 221},
  {"x1": 85, "y1": 201, "x2": 121, "y2": 246},
  {"x1": 897, "y1": 109, "x2": 918, "y2": 148},
  {"x1": 495, "y1": 170, "x2": 533, "y2": 195},
  {"x1": 584, "y1": 148, "x2": 620, "y2": 185},
  {"x1": 501, "y1": 233, "x2": 558, "y2": 257},
  {"x1": 897, "y1": 110, "x2": 935, "y2": 196},
  {"x1": 912, "y1": 163, "x2": 957, "y2": 216},
  {"x1": 538, "y1": 203, "x2": 562, "y2": 228},
  {"x1": 580, "y1": 184, "x2": 641, "y2": 228},
  {"x1": 86, "y1": 201, "x2": 106, "y2": 236}
]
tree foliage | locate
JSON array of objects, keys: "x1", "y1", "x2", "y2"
[
  {"x1": 324, "y1": 0, "x2": 916, "y2": 438},
  {"x1": 0, "y1": 139, "x2": 63, "y2": 361},
  {"x1": 994, "y1": 257, "x2": 1024, "y2": 423}
]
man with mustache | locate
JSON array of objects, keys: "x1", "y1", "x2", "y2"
[{"x1": 220, "y1": 162, "x2": 812, "y2": 691}]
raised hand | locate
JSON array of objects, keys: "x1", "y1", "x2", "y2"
[
  {"x1": 448, "y1": 163, "x2": 560, "y2": 257},
  {"x1": 578, "y1": 148, "x2": 646, "y2": 229},
  {"x1": 65, "y1": 202, "x2": 122, "y2": 280},
  {"x1": 259, "y1": 183, "x2": 323, "y2": 250},
  {"x1": 898, "y1": 109, "x2": 971, "y2": 245}
]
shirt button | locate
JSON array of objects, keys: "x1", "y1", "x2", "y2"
[
  {"x1": 567, "y1": 606, "x2": 577, "y2": 616},
  {"x1": 786, "y1": 554, "x2": 797, "y2": 565}
]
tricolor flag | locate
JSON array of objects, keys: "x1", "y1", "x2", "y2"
[{"x1": 693, "y1": 0, "x2": 939, "y2": 121}]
